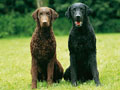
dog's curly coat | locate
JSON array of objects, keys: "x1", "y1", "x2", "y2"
[
  {"x1": 63, "y1": 3, "x2": 101, "y2": 86},
  {"x1": 30, "y1": 7, "x2": 63, "y2": 89}
]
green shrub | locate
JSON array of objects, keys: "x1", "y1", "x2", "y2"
[
  {"x1": 0, "y1": 12, "x2": 120, "y2": 38},
  {"x1": 0, "y1": 12, "x2": 35, "y2": 38},
  {"x1": 53, "y1": 17, "x2": 71, "y2": 35},
  {"x1": 91, "y1": 18, "x2": 120, "y2": 33},
  {"x1": 101, "y1": 19, "x2": 120, "y2": 33},
  {"x1": 0, "y1": 14, "x2": 14, "y2": 38},
  {"x1": 0, "y1": 13, "x2": 71, "y2": 38}
]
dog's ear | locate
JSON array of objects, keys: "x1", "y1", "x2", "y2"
[
  {"x1": 51, "y1": 8, "x2": 59, "y2": 21},
  {"x1": 85, "y1": 5, "x2": 93, "y2": 16},
  {"x1": 32, "y1": 9, "x2": 39, "y2": 22},
  {"x1": 65, "y1": 6, "x2": 71, "y2": 19}
]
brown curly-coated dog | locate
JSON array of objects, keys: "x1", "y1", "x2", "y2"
[{"x1": 30, "y1": 7, "x2": 63, "y2": 89}]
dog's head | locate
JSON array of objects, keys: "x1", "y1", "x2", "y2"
[
  {"x1": 32, "y1": 7, "x2": 58, "y2": 28},
  {"x1": 65, "y1": 3, "x2": 92, "y2": 27}
]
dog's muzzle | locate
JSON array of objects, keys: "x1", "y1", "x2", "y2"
[
  {"x1": 42, "y1": 20, "x2": 48, "y2": 27},
  {"x1": 75, "y1": 21, "x2": 83, "y2": 27},
  {"x1": 75, "y1": 15, "x2": 83, "y2": 27}
]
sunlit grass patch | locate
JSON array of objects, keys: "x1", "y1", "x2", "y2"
[{"x1": 0, "y1": 33, "x2": 120, "y2": 90}]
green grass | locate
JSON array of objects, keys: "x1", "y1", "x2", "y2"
[{"x1": 0, "y1": 33, "x2": 120, "y2": 90}]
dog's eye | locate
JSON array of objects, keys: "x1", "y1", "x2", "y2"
[
  {"x1": 40, "y1": 12, "x2": 43, "y2": 15},
  {"x1": 46, "y1": 12, "x2": 50, "y2": 15},
  {"x1": 73, "y1": 8, "x2": 76, "y2": 11},
  {"x1": 80, "y1": 8, "x2": 84, "y2": 10}
]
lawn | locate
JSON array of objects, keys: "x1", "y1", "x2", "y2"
[{"x1": 0, "y1": 33, "x2": 120, "y2": 90}]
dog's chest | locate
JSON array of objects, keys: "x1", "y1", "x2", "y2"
[
  {"x1": 70, "y1": 35, "x2": 92, "y2": 51},
  {"x1": 31, "y1": 37, "x2": 56, "y2": 60}
]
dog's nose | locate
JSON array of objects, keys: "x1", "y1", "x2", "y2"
[
  {"x1": 42, "y1": 20, "x2": 47, "y2": 25},
  {"x1": 43, "y1": 20, "x2": 47, "y2": 23},
  {"x1": 76, "y1": 15, "x2": 80, "y2": 20}
]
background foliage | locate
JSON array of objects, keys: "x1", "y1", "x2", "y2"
[{"x1": 0, "y1": 0, "x2": 120, "y2": 37}]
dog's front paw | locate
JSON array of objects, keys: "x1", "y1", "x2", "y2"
[
  {"x1": 32, "y1": 82, "x2": 37, "y2": 89},
  {"x1": 96, "y1": 82, "x2": 102, "y2": 86},
  {"x1": 47, "y1": 79, "x2": 53, "y2": 85},
  {"x1": 72, "y1": 81, "x2": 77, "y2": 86}
]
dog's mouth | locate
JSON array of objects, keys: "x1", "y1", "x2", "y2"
[
  {"x1": 75, "y1": 21, "x2": 83, "y2": 27},
  {"x1": 41, "y1": 22, "x2": 50, "y2": 28}
]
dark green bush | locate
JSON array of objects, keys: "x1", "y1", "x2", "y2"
[
  {"x1": 101, "y1": 19, "x2": 120, "y2": 33},
  {"x1": 53, "y1": 17, "x2": 71, "y2": 35},
  {"x1": 91, "y1": 18, "x2": 120, "y2": 33},
  {"x1": 0, "y1": 12, "x2": 35, "y2": 38},
  {"x1": 49, "y1": 0, "x2": 120, "y2": 33},
  {"x1": 0, "y1": 0, "x2": 36, "y2": 14},
  {"x1": 0, "y1": 0, "x2": 120, "y2": 38},
  {"x1": 0, "y1": 12, "x2": 120, "y2": 38},
  {"x1": 0, "y1": 12, "x2": 71, "y2": 37}
]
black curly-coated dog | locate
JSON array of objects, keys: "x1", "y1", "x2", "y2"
[{"x1": 63, "y1": 3, "x2": 101, "y2": 86}]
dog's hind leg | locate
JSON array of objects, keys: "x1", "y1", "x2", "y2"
[
  {"x1": 47, "y1": 58, "x2": 55, "y2": 85},
  {"x1": 53, "y1": 60, "x2": 63, "y2": 83},
  {"x1": 63, "y1": 66, "x2": 71, "y2": 81},
  {"x1": 89, "y1": 53, "x2": 101, "y2": 86}
]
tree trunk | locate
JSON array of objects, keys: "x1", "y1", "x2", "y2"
[{"x1": 36, "y1": 0, "x2": 48, "y2": 8}]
